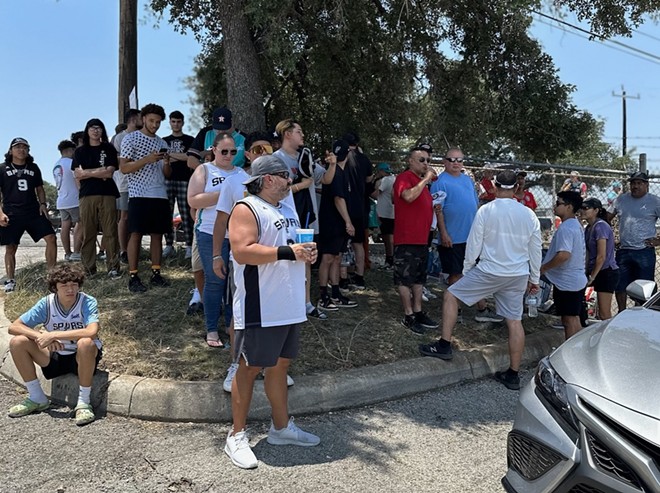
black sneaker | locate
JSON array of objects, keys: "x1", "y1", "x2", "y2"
[
  {"x1": 419, "y1": 340, "x2": 453, "y2": 360},
  {"x1": 402, "y1": 315, "x2": 425, "y2": 335},
  {"x1": 150, "y1": 272, "x2": 170, "y2": 287},
  {"x1": 318, "y1": 296, "x2": 338, "y2": 311},
  {"x1": 494, "y1": 371, "x2": 521, "y2": 390},
  {"x1": 414, "y1": 311, "x2": 439, "y2": 329},
  {"x1": 186, "y1": 302, "x2": 204, "y2": 316},
  {"x1": 128, "y1": 275, "x2": 147, "y2": 293},
  {"x1": 338, "y1": 278, "x2": 350, "y2": 294},
  {"x1": 307, "y1": 307, "x2": 328, "y2": 320},
  {"x1": 119, "y1": 251, "x2": 129, "y2": 264},
  {"x1": 349, "y1": 278, "x2": 366, "y2": 291},
  {"x1": 331, "y1": 295, "x2": 358, "y2": 308}
]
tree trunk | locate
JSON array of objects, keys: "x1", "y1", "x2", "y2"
[
  {"x1": 217, "y1": 0, "x2": 266, "y2": 133},
  {"x1": 118, "y1": 0, "x2": 138, "y2": 122}
]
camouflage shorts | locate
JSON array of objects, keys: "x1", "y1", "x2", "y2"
[{"x1": 393, "y1": 244, "x2": 428, "y2": 287}]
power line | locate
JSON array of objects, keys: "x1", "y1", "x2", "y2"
[
  {"x1": 533, "y1": 17, "x2": 660, "y2": 66},
  {"x1": 633, "y1": 29, "x2": 660, "y2": 44},
  {"x1": 532, "y1": 10, "x2": 660, "y2": 64},
  {"x1": 605, "y1": 136, "x2": 660, "y2": 140}
]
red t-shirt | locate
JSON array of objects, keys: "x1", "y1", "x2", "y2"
[
  {"x1": 514, "y1": 190, "x2": 537, "y2": 210},
  {"x1": 392, "y1": 170, "x2": 433, "y2": 245},
  {"x1": 479, "y1": 178, "x2": 496, "y2": 201}
]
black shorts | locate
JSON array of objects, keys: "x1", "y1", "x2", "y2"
[
  {"x1": 319, "y1": 232, "x2": 349, "y2": 256},
  {"x1": 350, "y1": 215, "x2": 366, "y2": 243},
  {"x1": 0, "y1": 213, "x2": 55, "y2": 246},
  {"x1": 553, "y1": 286, "x2": 585, "y2": 317},
  {"x1": 592, "y1": 268, "x2": 620, "y2": 294},
  {"x1": 393, "y1": 244, "x2": 428, "y2": 287},
  {"x1": 438, "y1": 243, "x2": 467, "y2": 276},
  {"x1": 128, "y1": 197, "x2": 171, "y2": 234},
  {"x1": 379, "y1": 217, "x2": 394, "y2": 235},
  {"x1": 41, "y1": 349, "x2": 103, "y2": 380},
  {"x1": 234, "y1": 324, "x2": 300, "y2": 368}
]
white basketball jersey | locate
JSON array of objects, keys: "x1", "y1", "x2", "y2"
[
  {"x1": 44, "y1": 293, "x2": 102, "y2": 355},
  {"x1": 197, "y1": 164, "x2": 244, "y2": 235},
  {"x1": 232, "y1": 195, "x2": 306, "y2": 329}
]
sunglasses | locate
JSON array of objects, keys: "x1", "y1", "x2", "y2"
[
  {"x1": 270, "y1": 171, "x2": 290, "y2": 180},
  {"x1": 218, "y1": 149, "x2": 238, "y2": 156},
  {"x1": 249, "y1": 144, "x2": 273, "y2": 156},
  {"x1": 417, "y1": 157, "x2": 431, "y2": 163},
  {"x1": 445, "y1": 157, "x2": 464, "y2": 163}
]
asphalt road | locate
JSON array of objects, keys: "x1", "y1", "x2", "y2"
[{"x1": 0, "y1": 371, "x2": 530, "y2": 493}]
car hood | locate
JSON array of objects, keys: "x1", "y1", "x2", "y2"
[{"x1": 550, "y1": 308, "x2": 660, "y2": 418}]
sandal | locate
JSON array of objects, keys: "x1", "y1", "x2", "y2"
[
  {"x1": 206, "y1": 332, "x2": 224, "y2": 348},
  {"x1": 74, "y1": 403, "x2": 96, "y2": 426},
  {"x1": 8, "y1": 398, "x2": 50, "y2": 418}
]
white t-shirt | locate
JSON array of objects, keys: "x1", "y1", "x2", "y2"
[
  {"x1": 120, "y1": 131, "x2": 168, "y2": 199},
  {"x1": 113, "y1": 129, "x2": 131, "y2": 193},
  {"x1": 215, "y1": 169, "x2": 250, "y2": 238},
  {"x1": 53, "y1": 157, "x2": 79, "y2": 210},
  {"x1": 376, "y1": 175, "x2": 395, "y2": 219}
]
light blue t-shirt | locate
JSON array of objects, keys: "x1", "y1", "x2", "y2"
[
  {"x1": 610, "y1": 192, "x2": 660, "y2": 249},
  {"x1": 203, "y1": 129, "x2": 245, "y2": 168},
  {"x1": 430, "y1": 172, "x2": 478, "y2": 243},
  {"x1": 543, "y1": 217, "x2": 588, "y2": 291}
]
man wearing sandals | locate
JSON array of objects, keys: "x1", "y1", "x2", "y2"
[
  {"x1": 225, "y1": 154, "x2": 320, "y2": 469},
  {"x1": 7, "y1": 264, "x2": 102, "y2": 426}
]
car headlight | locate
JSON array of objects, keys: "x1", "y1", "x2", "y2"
[{"x1": 535, "y1": 357, "x2": 579, "y2": 431}]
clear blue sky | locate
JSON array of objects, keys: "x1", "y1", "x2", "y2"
[{"x1": 1, "y1": 1, "x2": 659, "y2": 184}]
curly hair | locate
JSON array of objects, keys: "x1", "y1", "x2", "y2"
[
  {"x1": 47, "y1": 264, "x2": 85, "y2": 293},
  {"x1": 140, "y1": 103, "x2": 166, "y2": 120}
]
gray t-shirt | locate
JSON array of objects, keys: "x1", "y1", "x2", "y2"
[
  {"x1": 543, "y1": 217, "x2": 588, "y2": 291},
  {"x1": 609, "y1": 192, "x2": 660, "y2": 249}
]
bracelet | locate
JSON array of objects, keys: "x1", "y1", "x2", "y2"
[
  {"x1": 277, "y1": 246, "x2": 296, "y2": 261},
  {"x1": 212, "y1": 255, "x2": 222, "y2": 261}
]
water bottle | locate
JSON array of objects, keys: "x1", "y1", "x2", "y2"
[{"x1": 527, "y1": 294, "x2": 538, "y2": 318}]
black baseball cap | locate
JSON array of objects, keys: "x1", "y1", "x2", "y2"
[{"x1": 628, "y1": 171, "x2": 649, "y2": 182}]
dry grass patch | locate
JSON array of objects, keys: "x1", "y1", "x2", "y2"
[{"x1": 4, "y1": 256, "x2": 551, "y2": 381}]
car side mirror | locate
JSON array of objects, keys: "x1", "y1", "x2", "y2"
[{"x1": 626, "y1": 280, "x2": 657, "y2": 304}]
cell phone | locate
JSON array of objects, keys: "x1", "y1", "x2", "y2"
[{"x1": 159, "y1": 147, "x2": 168, "y2": 154}]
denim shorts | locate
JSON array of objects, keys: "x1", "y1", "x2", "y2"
[{"x1": 615, "y1": 248, "x2": 656, "y2": 292}]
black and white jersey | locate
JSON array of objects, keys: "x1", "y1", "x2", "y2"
[{"x1": 0, "y1": 162, "x2": 43, "y2": 216}]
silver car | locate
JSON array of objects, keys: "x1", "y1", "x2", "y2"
[{"x1": 503, "y1": 280, "x2": 660, "y2": 493}]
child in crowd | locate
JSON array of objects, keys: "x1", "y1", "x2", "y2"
[{"x1": 7, "y1": 264, "x2": 103, "y2": 426}]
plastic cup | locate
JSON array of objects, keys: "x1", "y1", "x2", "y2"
[{"x1": 295, "y1": 228, "x2": 314, "y2": 243}]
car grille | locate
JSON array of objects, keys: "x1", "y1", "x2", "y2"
[
  {"x1": 568, "y1": 485, "x2": 606, "y2": 493},
  {"x1": 585, "y1": 429, "x2": 644, "y2": 489},
  {"x1": 507, "y1": 431, "x2": 563, "y2": 480}
]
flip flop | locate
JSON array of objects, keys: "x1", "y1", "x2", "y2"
[{"x1": 206, "y1": 338, "x2": 224, "y2": 348}]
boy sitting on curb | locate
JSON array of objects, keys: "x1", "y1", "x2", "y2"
[{"x1": 7, "y1": 264, "x2": 102, "y2": 426}]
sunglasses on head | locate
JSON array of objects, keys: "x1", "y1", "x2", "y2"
[
  {"x1": 218, "y1": 149, "x2": 238, "y2": 156},
  {"x1": 445, "y1": 157, "x2": 464, "y2": 163},
  {"x1": 249, "y1": 144, "x2": 273, "y2": 156},
  {"x1": 270, "y1": 171, "x2": 290, "y2": 180}
]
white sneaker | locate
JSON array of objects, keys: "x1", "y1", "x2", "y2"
[
  {"x1": 225, "y1": 430, "x2": 258, "y2": 469},
  {"x1": 287, "y1": 374, "x2": 295, "y2": 387},
  {"x1": 185, "y1": 246, "x2": 192, "y2": 259},
  {"x1": 69, "y1": 252, "x2": 82, "y2": 261},
  {"x1": 223, "y1": 363, "x2": 238, "y2": 393},
  {"x1": 64, "y1": 253, "x2": 71, "y2": 261},
  {"x1": 267, "y1": 417, "x2": 320, "y2": 447},
  {"x1": 107, "y1": 269, "x2": 121, "y2": 279},
  {"x1": 163, "y1": 245, "x2": 175, "y2": 258},
  {"x1": 474, "y1": 307, "x2": 504, "y2": 323},
  {"x1": 422, "y1": 286, "x2": 437, "y2": 299},
  {"x1": 4, "y1": 279, "x2": 15, "y2": 293}
]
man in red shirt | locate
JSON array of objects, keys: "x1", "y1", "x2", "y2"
[
  {"x1": 392, "y1": 146, "x2": 438, "y2": 334},
  {"x1": 513, "y1": 171, "x2": 537, "y2": 210}
]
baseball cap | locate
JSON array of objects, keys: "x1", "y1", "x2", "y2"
[
  {"x1": 341, "y1": 132, "x2": 359, "y2": 147},
  {"x1": 582, "y1": 197, "x2": 603, "y2": 210},
  {"x1": 494, "y1": 169, "x2": 516, "y2": 189},
  {"x1": 377, "y1": 163, "x2": 392, "y2": 173},
  {"x1": 516, "y1": 170, "x2": 527, "y2": 177},
  {"x1": 242, "y1": 155, "x2": 289, "y2": 185},
  {"x1": 10, "y1": 137, "x2": 29, "y2": 148},
  {"x1": 611, "y1": 180, "x2": 622, "y2": 188},
  {"x1": 570, "y1": 170, "x2": 580, "y2": 177},
  {"x1": 417, "y1": 143, "x2": 433, "y2": 154},
  {"x1": 212, "y1": 107, "x2": 232, "y2": 131},
  {"x1": 628, "y1": 171, "x2": 649, "y2": 182},
  {"x1": 332, "y1": 139, "x2": 349, "y2": 162}
]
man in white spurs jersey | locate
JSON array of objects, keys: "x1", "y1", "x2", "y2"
[
  {"x1": 7, "y1": 264, "x2": 102, "y2": 426},
  {"x1": 225, "y1": 154, "x2": 320, "y2": 469}
]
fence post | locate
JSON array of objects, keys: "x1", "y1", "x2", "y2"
[{"x1": 639, "y1": 153, "x2": 647, "y2": 174}]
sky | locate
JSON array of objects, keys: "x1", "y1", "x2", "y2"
[{"x1": 1, "y1": 1, "x2": 660, "y2": 185}]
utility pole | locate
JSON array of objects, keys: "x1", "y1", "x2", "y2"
[
  {"x1": 118, "y1": 0, "x2": 138, "y2": 123},
  {"x1": 612, "y1": 85, "x2": 640, "y2": 156}
]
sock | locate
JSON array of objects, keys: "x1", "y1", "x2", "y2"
[
  {"x1": 77, "y1": 386, "x2": 91, "y2": 406},
  {"x1": 26, "y1": 379, "x2": 48, "y2": 404},
  {"x1": 189, "y1": 288, "x2": 201, "y2": 305},
  {"x1": 413, "y1": 311, "x2": 423, "y2": 319},
  {"x1": 355, "y1": 275, "x2": 364, "y2": 283},
  {"x1": 438, "y1": 338, "x2": 451, "y2": 348},
  {"x1": 385, "y1": 255, "x2": 393, "y2": 266},
  {"x1": 306, "y1": 302, "x2": 315, "y2": 313},
  {"x1": 320, "y1": 286, "x2": 328, "y2": 298},
  {"x1": 331, "y1": 285, "x2": 341, "y2": 299}
]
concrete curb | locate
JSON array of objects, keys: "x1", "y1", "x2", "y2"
[{"x1": 0, "y1": 297, "x2": 565, "y2": 423}]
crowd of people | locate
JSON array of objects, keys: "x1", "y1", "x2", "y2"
[{"x1": 2, "y1": 103, "x2": 660, "y2": 469}]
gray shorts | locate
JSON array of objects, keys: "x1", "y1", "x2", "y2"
[
  {"x1": 59, "y1": 207, "x2": 80, "y2": 223},
  {"x1": 448, "y1": 268, "x2": 528, "y2": 320},
  {"x1": 234, "y1": 324, "x2": 300, "y2": 367},
  {"x1": 116, "y1": 192, "x2": 129, "y2": 211}
]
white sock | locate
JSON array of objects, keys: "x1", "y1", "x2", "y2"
[
  {"x1": 306, "y1": 302, "x2": 315, "y2": 313},
  {"x1": 189, "y1": 288, "x2": 201, "y2": 305},
  {"x1": 77, "y1": 386, "x2": 91, "y2": 406},
  {"x1": 26, "y1": 379, "x2": 48, "y2": 404}
]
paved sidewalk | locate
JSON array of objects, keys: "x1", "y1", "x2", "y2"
[{"x1": 0, "y1": 237, "x2": 565, "y2": 423}]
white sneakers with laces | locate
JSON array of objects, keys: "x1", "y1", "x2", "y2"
[
  {"x1": 266, "y1": 417, "x2": 320, "y2": 447},
  {"x1": 223, "y1": 363, "x2": 238, "y2": 393},
  {"x1": 225, "y1": 429, "x2": 258, "y2": 469}
]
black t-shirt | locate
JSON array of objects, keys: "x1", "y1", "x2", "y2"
[
  {"x1": 72, "y1": 143, "x2": 119, "y2": 198},
  {"x1": 346, "y1": 149, "x2": 373, "y2": 219},
  {"x1": 0, "y1": 161, "x2": 43, "y2": 216},
  {"x1": 319, "y1": 165, "x2": 350, "y2": 236},
  {"x1": 163, "y1": 133, "x2": 194, "y2": 181}
]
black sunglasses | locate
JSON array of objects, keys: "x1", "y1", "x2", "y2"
[
  {"x1": 270, "y1": 171, "x2": 290, "y2": 180},
  {"x1": 417, "y1": 157, "x2": 431, "y2": 163},
  {"x1": 219, "y1": 149, "x2": 238, "y2": 156},
  {"x1": 445, "y1": 157, "x2": 464, "y2": 163}
]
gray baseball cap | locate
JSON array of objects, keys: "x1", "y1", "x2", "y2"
[{"x1": 242, "y1": 154, "x2": 289, "y2": 185}]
